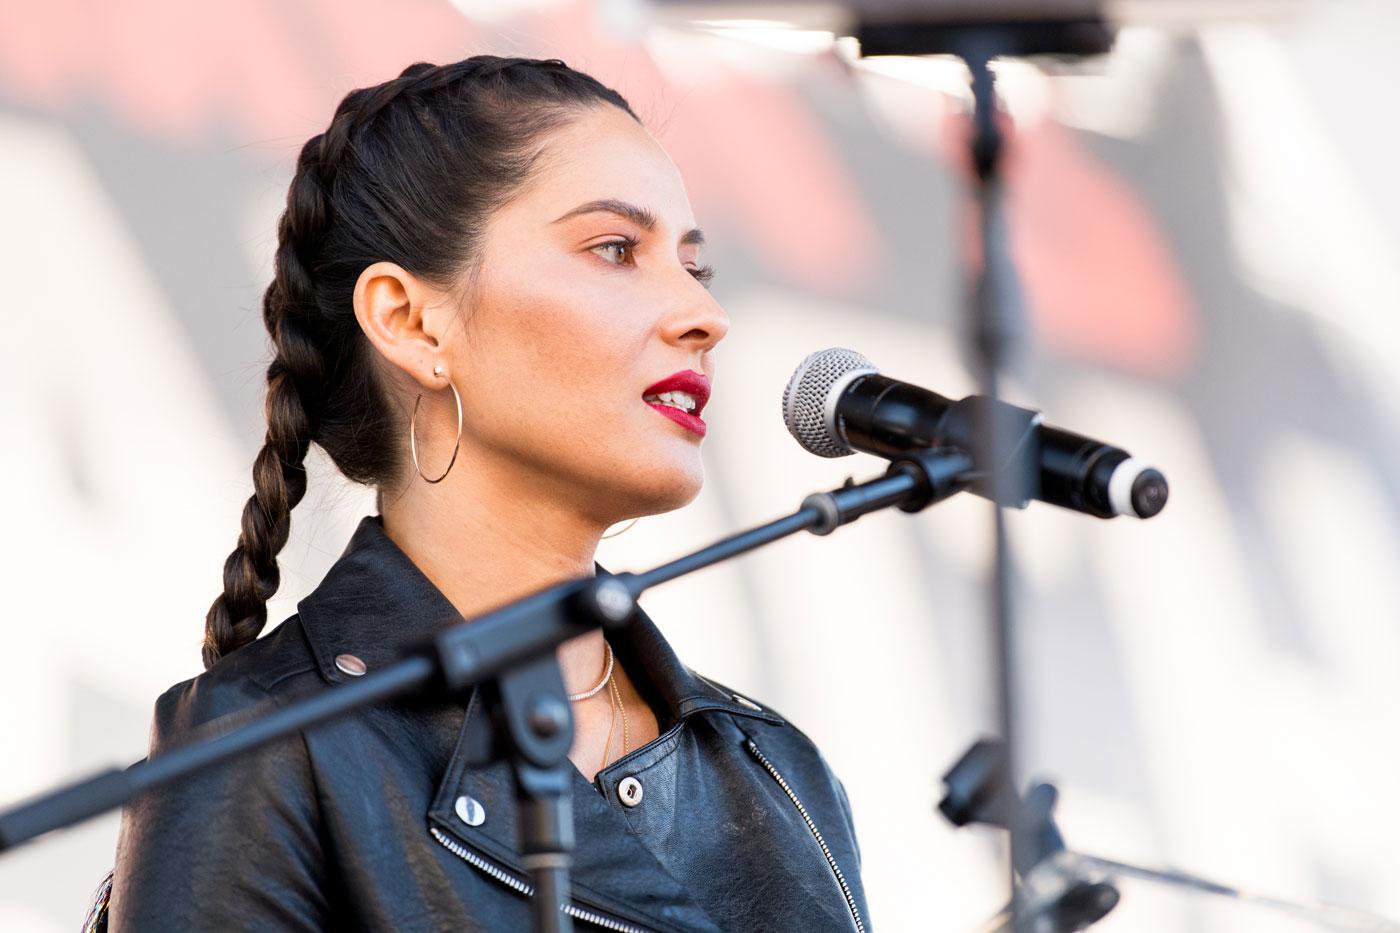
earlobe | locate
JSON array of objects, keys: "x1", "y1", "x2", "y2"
[{"x1": 353, "y1": 261, "x2": 443, "y2": 390}]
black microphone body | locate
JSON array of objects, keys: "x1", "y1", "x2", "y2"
[{"x1": 784, "y1": 349, "x2": 1168, "y2": 520}]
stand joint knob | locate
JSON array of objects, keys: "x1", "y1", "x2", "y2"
[
  {"x1": 590, "y1": 577, "x2": 636, "y2": 625},
  {"x1": 527, "y1": 695, "x2": 570, "y2": 739}
]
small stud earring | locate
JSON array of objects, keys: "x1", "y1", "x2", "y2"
[{"x1": 432, "y1": 364, "x2": 444, "y2": 378}]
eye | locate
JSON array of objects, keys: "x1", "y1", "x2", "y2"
[
  {"x1": 591, "y1": 236, "x2": 716, "y2": 290},
  {"x1": 592, "y1": 236, "x2": 639, "y2": 266}
]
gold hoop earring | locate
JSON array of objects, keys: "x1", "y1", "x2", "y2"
[
  {"x1": 601, "y1": 517, "x2": 639, "y2": 539},
  {"x1": 410, "y1": 367, "x2": 463, "y2": 484}
]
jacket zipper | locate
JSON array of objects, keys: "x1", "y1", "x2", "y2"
[
  {"x1": 744, "y1": 739, "x2": 866, "y2": 933},
  {"x1": 429, "y1": 826, "x2": 654, "y2": 933}
]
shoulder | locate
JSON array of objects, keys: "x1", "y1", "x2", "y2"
[
  {"x1": 113, "y1": 616, "x2": 331, "y2": 927},
  {"x1": 688, "y1": 669, "x2": 818, "y2": 748},
  {"x1": 688, "y1": 669, "x2": 848, "y2": 792},
  {"x1": 148, "y1": 615, "x2": 319, "y2": 752},
  {"x1": 689, "y1": 669, "x2": 865, "y2": 870}
]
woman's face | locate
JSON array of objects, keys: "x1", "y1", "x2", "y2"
[{"x1": 444, "y1": 104, "x2": 728, "y2": 525}]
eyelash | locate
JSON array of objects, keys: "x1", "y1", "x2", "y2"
[{"x1": 593, "y1": 236, "x2": 716, "y2": 289}]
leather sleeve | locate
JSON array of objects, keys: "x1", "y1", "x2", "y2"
[{"x1": 108, "y1": 674, "x2": 331, "y2": 931}]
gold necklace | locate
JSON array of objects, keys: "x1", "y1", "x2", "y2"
[
  {"x1": 609, "y1": 670, "x2": 630, "y2": 761},
  {"x1": 598, "y1": 681, "x2": 617, "y2": 775},
  {"x1": 597, "y1": 668, "x2": 629, "y2": 773}
]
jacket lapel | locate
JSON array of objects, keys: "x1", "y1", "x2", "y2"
[{"x1": 427, "y1": 686, "x2": 720, "y2": 932}]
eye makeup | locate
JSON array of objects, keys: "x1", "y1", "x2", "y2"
[{"x1": 591, "y1": 235, "x2": 716, "y2": 288}]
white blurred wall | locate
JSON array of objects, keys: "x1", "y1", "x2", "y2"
[{"x1": 2, "y1": 2, "x2": 1399, "y2": 930}]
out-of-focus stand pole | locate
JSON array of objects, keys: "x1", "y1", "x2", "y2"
[
  {"x1": 968, "y1": 47, "x2": 1027, "y2": 910},
  {"x1": 855, "y1": 13, "x2": 1114, "y2": 928},
  {"x1": 497, "y1": 656, "x2": 579, "y2": 933}
]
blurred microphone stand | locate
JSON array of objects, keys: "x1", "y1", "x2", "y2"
[
  {"x1": 940, "y1": 738, "x2": 1400, "y2": 933},
  {"x1": 940, "y1": 739, "x2": 1119, "y2": 933},
  {"x1": 854, "y1": 10, "x2": 1115, "y2": 926}
]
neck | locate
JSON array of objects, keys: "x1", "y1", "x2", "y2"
[{"x1": 379, "y1": 449, "x2": 613, "y2": 695}]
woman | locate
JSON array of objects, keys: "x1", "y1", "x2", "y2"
[{"x1": 109, "y1": 55, "x2": 869, "y2": 932}]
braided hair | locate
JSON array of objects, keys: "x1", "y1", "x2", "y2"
[{"x1": 203, "y1": 56, "x2": 638, "y2": 669}]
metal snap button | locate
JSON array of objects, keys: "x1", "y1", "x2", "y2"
[
  {"x1": 454, "y1": 795, "x2": 486, "y2": 827},
  {"x1": 731, "y1": 692, "x2": 762, "y2": 711},
  {"x1": 617, "y1": 776, "x2": 644, "y2": 808},
  {"x1": 334, "y1": 654, "x2": 367, "y2": 676}
]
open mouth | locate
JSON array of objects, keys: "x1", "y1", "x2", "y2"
[
  {"x1": 642, "y1": 390, "x2": 699, "y2": 414},
  {"x1": 641, "y1": 371, "x2": 710, "y2": 438}
]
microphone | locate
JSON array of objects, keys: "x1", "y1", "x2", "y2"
[{"x1": 782, "y1": 348, "x2": 1168, "y2": 520}]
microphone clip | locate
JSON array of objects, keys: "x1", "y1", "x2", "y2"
[{"x1": 936, "y1": 395, "x2": 1044, "y2": 510}]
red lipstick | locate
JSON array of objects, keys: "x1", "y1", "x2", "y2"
[{"x1": 642, "y1": 370, "x2": 710, "y2": 438}]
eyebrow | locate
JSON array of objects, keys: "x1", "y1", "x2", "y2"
[{"x1": 552, "y1": 198, "x2": 706, "y2": 247}]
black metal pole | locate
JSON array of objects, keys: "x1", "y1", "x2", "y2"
[
  {"x1": 498, "y1": 653, "x2": 579, "y2": 933},
  {"x1": 967, "y1": 48, "x2": 1031, "y2": 924}
]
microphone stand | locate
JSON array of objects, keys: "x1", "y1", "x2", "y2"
[
  {"x1": 0, "y1": 447, "x2": 973, "y2": 933},
  {"x1": 940, "y1": 739, "x2": 1119, "y2": 933},
  {"x1": 856, "y1": 16, "x2": 1394, "y2": 931},
  {"x1": 855, "y1": 13, "x2": 1114, "y2": 927},
  {"x1": 940, "y1": 739, "x2": 1400, "y2": 933}
]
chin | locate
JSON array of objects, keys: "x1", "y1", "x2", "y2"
[{"x1": 624, "y1": 461, "x2": 705, "y2": 517}]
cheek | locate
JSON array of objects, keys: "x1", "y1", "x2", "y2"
[
  {"x1": 467, "y1": 271, "x2": 648, "y2": 424},
  {"x1": 453, "y1": 268, "x2": 705, "y2": 511}
]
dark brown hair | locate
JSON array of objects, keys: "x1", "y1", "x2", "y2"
[{"x1": 203, "y1": 56, "x2": 638, "y2": 669}]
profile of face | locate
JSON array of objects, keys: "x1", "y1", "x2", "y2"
[{"x1": 359, "y1": 103, "x2": 729, "y2": 528}]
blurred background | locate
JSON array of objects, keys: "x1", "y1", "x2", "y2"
[{"x1": 3, "y1": 0, "x2": 1399, "y2": 930}]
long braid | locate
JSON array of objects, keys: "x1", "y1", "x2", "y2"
[
  {"x1": 202, "y1": 134, "x2": 332, "y2": 668},
  {"x1": 201, "y1": 56, "x2": 638, "y2": 669}
]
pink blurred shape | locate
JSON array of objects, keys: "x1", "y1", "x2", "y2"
[
  {"x1": 0, "y1": 0, "x2": 480, "y2": 142},
  {"x1": 1012, "y1": 119, "x2": 1198, "y2": 378},
  {"x1": 942, "y1": 110, "x2": 1198, "y2": 379},
  {"x1": 0, "y1": 0, "x2": 883, "y2": 294}
]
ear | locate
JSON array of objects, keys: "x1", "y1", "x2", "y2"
[{"x1": 352, "y1": 261, "x2": 452, "y2": 391}]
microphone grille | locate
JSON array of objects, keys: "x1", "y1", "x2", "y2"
[{"x1": 782, "y1": 347, "x2": 878, "y2": 458}]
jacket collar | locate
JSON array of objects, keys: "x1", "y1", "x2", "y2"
[
  {"x1": 295, "y1": 514, "x2": 779, "y2": 726},
  {"x1": 296, "y1": 514, "x2": 779, "y2": 931}
]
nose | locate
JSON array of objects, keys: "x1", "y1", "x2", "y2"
[{"x1": 662, "y1": 277, "x2": 729, "y2": 355}]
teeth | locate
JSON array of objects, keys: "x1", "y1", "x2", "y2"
[{"x1": 644, "y1": 390, "x2": 698, "y2": 413}]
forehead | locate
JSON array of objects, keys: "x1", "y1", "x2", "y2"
[{"x1": 514, "y1": 105, "x2": 695, "y2": 229}]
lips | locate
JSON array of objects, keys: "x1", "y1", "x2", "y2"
[
  {"x1": 642, "y1": 371, "x2": 710, "y2": 415},
  {"x1": 642, "y1": 370, "x2": 710, "y2": 438}
]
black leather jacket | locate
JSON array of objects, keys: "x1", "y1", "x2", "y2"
[{"x1": 110, "y1": 515, "x2": 871, "y2": 931}]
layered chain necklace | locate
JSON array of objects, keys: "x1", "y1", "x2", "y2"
[{"x1": 567, "y1": 641, "x2": 629, "y2": 772}]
